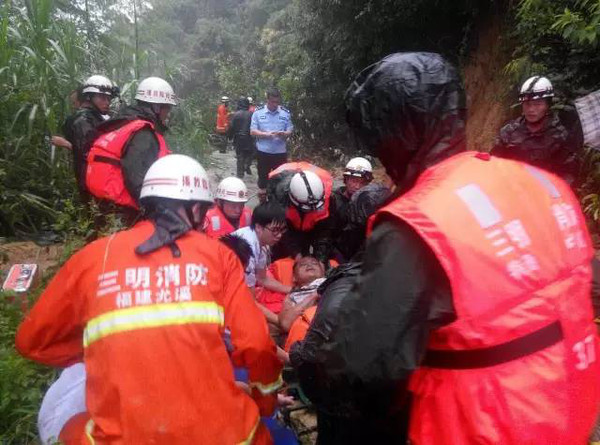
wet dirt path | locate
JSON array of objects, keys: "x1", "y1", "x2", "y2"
[{"x1": 205, "y1": 148, "x2": 261, "y2": 208}]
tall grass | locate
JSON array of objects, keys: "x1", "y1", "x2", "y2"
[
  {"x1": 0, "y1": 0, "x2": 89, "y2": 237},
  {"x1": 0, "y1": 0, "x2": 211, "y2": 238}
]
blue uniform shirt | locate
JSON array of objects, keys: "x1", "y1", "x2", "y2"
[{"x1": 250, "y1": 105, "x2": 293, "y2": 154}]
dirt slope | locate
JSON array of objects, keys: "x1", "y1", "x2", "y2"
[{"x1": 464, "y1": 17, "x2": 515, "y2": 152}]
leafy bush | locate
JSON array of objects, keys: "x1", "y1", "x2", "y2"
[{"x1": 0, "y1": 295, "x2": 56, "y2": 444}]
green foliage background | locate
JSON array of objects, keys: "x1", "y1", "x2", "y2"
[{"x1": 3, "y1": 0, "x2": 600, "y2": 442}]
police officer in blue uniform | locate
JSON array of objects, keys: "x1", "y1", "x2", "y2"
[{"x1": 250, "y1": 87, "x2": 294, "y2": 198}]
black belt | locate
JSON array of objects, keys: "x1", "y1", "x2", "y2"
[
  {"x1": 94, "y1": 155, "x2": 121, "y2": 167},
  {"x1": 422, "y1": 321, "x2": 563, "y2": 369}
]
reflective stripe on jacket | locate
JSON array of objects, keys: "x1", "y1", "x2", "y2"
[
  {"x1": 86, "y1": 119, "x2": 170, "y2": 209},
  {"x1": 369, "y1": 151, "x2": 600, "y2": 445},
  {"x1": 16, "y1": 222, "x2": 282, "y2": 444},
  {"x1": 204, "y1": 206, "x2": 252, "y2": 239}
]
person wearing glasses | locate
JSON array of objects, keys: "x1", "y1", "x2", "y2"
[{"x1": 232, "y1": 202, "x2": 292, "y2": 327}]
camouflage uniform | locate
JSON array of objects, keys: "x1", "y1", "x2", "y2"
[{"x1": 491, "y1": 112, "x2": 583, "y2": 186}]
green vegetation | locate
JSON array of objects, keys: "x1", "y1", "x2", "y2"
[{"x1": 3, "y1": 0, "x2": 600, "y2": 442}]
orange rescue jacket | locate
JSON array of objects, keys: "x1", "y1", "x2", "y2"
[
  {"x1": 16, "y1": 222, "x2": 282, "y2": 444},
  {"x1": 204, "y1": 205, "x2": 252, "y2": 239},
  {"x1": 86, "y1": 120, "x2": 170, "y2": 209},
  {"x1": 368, "y1": 151, "x2": 600, "y2": 445},
  {"x1": 256, "y1": 258, "x2": 295, "y2": 314},
  {"x1": 268, "y1": 162, "x2": 333, "y2": 231},
  {"x1": 216, "y1": 104, "x2": 229, "y2": 133},
  {"x1": 284, "y1": 305, "x2": 316, "y2": 352}
]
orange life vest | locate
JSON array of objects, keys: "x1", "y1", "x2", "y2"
[
  {"x1": 203, "y1": 205, "x2": 252, "y2": 239},
  {"x1": 368, "y1": 151, "x2": 600, "y2": 445},
  {"x1": 256, "y1": 258, "x2": 295, "y2": 314},
  {"x1": 268, "y1": 162, "x2": 333, "y2": 231},
  {"x1": 86, "y1": 120, "x2": 170, "y2": 209},
  {"x1": 216, "y1": 104, "x2": 229, "y2": 133},
  {"x1": 284, "y1": 305, "x2": 316, "y2": 352}
]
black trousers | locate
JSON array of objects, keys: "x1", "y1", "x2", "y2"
[
  {"x1": 235, "y1": 145, "x2": 253, "y2": 178},
  {"x1": 256, "y1": 151, "x2": 287, "y2": 189}
]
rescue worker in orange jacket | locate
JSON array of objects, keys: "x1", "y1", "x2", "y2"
[
  {"x1": 16, "y1": 154, "x2": 283, "y2": 444},
  {"x1": 216, "y1": 96, "x2": 230, "y2": 134},
  {"x1": 85, "y1": 77, "x2": 174, "y2": 210},
  {"x1": 204, "y1": 177, "x2": 253, "y2": 238},
  {"x1": 267, "y1": 162, "x2": 336, "y2": 265},
  {"x1": 312, "y1": 52, "x2": 600, "y2": 444},
  {"x1": 216, "y1": 96, "x2": 230, "y2": 153}
]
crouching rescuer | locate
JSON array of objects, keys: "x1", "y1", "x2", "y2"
[{"x1": 16, "y1": 154, "x2": 283, "y2": 444}]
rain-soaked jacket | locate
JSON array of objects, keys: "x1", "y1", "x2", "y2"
[
  {"x1": 267, "y1": 162, "x2": 336, "y2": 264},
  {"x1": 491, "y1": 110, "x2": 583, "y2": 185},
  {"x1": 65, "y1": 106, "x2": 106, "y2": 195},
  {"x1": 325, "y1": 52, "x2": 600, "y2": 444},
  {"x1": 334, "y1": 183, "x2": 391, "y2": 261}
]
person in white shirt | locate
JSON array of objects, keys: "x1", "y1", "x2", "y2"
[{"x1": 233, "y1": 201, "x2": 292, "y2": 325}]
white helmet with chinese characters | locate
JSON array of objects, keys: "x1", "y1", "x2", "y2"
[
  {"x1": 289, "y1": 170, "x2": 325, "y2": 212},
  {"x1": 135, "y1": 77, "x2": 177, "y2": 105},
  {"x1": 140, "y1": 154, "x2": 213, "y2": 203},
  {"x1": 215, "y1": 177, "x2": 249, "y2": 203}
]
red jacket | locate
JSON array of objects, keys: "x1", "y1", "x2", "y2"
[
  {"x1": 269, "y1": 162, "x2": 333, "y2": 231},
  {"x1": 16, "y1": 222, "x2": 282, "y2": 444},
  {"x1": 256, "y1": 258, "x2": 295, "y2": 314},
  {"x1": 369, "y1": 151, "x2": 600, "y2": 445},
  {"x1": 204, "y1": 205, "x2": 252, "y2": 239},
  {"x1": 86, "y1": 120, "x2": 170, "y2": 209},
  {"x1": 216, "y1": 104, "x2": 229, "y2": 133}
]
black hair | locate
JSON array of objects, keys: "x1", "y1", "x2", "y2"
[
  {"x1": 219, "y1": 234, "x2": 253, "y2": 269},
  {"x1": 266, "y1": 87, "x2": 281, "y2": 99},
  {"x1": 237, "y1": 97, "x2": 250, "y2": 110},
  {"x1": 71, "y1": 87, "x2": 84, "y2": 104},
  {"x1": 292, "y1": 255, "x2": 319, "y2": 273},
  {"x1": 251, "y1": 201, "x2": 286, "y2": 229}
]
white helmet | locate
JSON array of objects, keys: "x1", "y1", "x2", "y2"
[
  {"x1": 140, "y1": 154, "x2": 213, "y2": 203},
  {"x1": 247, "y1": 96, "x2": 254, "y2": 104},
  {"x1": 221, "y1": 96, "x2": 230, "y2": 103},
  {"x1": 82, "y1": 75, "x2": 115, "y2": 96},
  {"x1": 289, "y1": 170, "x2": 325, "y2": 212},
  {"x1": 215, "y1": 177, "x2": 248, "y2": 203},
  {"x1": 344, "y1": 157, "x2": 373, "y2": 180},
  {"x1": 519, "y1": 76, "x2": 554, "y2": 102},
  {"x1": 135, "y1": 77, "x2": 177, "y2": 105}
]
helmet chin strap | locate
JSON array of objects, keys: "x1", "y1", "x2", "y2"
[{"x1": 299, "y1": 171, "x2": 318, "y2": 209}]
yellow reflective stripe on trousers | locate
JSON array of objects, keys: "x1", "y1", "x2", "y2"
[
  {"x1": 84, "y1": 302, "x2": 225, "y2": 347},
  {"x1": 250, "y1": 373, "x2": 283, "y2": 395},
  {"x1": 237, "y1": 418, "x2": 259, "y2": 445},
  {"x1": 85, "y1": 418, "x2": 95, "y2": 444}
]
